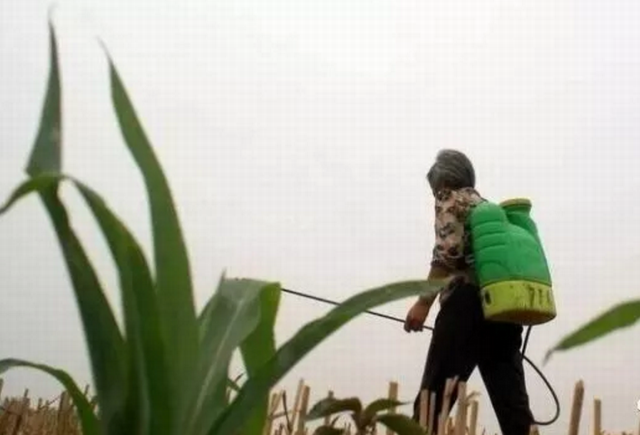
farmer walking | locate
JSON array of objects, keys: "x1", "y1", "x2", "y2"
[{"x1": 404, "y1": 149, "x2": 535, "y2": 435}]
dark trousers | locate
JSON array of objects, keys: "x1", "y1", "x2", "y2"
[{"x1": 412, "y1": 282, "x2": 534, "y2": 435}]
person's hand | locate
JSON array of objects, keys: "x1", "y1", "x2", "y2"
[{"x1": 404, "y1": 299, "x2": 432, "y2": 332}]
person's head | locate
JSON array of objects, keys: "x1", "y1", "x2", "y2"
[{"x1": 426, "y1": 149, "x2": 476, "y2": 195}]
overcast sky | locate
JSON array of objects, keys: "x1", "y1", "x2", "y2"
[{"x1": 2, "y1": 0, "x2": 640, "y2": 433}]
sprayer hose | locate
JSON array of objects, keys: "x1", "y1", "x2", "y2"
[{"x1": 280, "y1": 287, "x2": 560, "y2": 426}]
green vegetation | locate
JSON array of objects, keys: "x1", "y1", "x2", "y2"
[
  {"x1": 0, "y1": 19, "x2": 446, "y2": 435},
  {"x1": 545, "y1": 299, "x2": 640, "y2": 363},
  {"x1": 306, "y1": 396, "x2": 425, "y2": 435}
]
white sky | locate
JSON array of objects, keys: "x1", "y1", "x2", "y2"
[{"x1": 1, "y1": 0, "x2": 640, "y2": 433}]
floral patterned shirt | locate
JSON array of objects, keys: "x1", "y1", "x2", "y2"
[{"x1": 429, "y1": 187, "x2": 485, "y2": 303}]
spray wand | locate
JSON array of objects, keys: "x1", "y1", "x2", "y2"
[{"x1": 280, "y1": 286, "x2": 560, "y2": 427}]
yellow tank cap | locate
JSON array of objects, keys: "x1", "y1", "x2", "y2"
[{"x1": 499, "y1": 198, "x2": 532, "y2": 208}]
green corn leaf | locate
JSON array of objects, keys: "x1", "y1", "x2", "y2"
[
  {"x1": 25, "y1": 21, "x2": 61, "y2": 177},
  {"x1": 0, "y1": 175, "x2": 130, "y2": 435},
  {"x1": 306, "y1": 397, "x2": 362, "y2": 421},
  {"x1": 197, "y1": 272, "x2": 226, "y2": 340},
  {"x1": 106, "y1": 46, "x2": 199, "y2": 430},
  {"x1": 212, "y1": 279, "x2": 447, "y2": 435},
  {"x1": 9, "y1": 21, "x2": 129, "y2": 435},
  {"x1": 363, "y1": 398, "x2": 405, "y2": 416},
  {"x1": 361, "y1": 398, "x2": 407, "y2": 425},
  {"x1": 375, "y1": 414, "x2": 426, "y2": 435},
  {"x1": 238, "y1": 283, "x2": 281, "y2": 435},
  {"x1": 191, "y1": 275, "x2": 229, "y2": 432},
  {"x1": 0, "y1": 359, "x2": 100, "y2": 435},
  {"x1": 544, "y1": 299, "x2": 640, "y2": 364},
  {"x1": 74, "y1": 180, "x2": 172, "y2": 435},
  {"x1": 2, "y1": 172, "x2": 174, "y2": 434},
  {"x1": 188, "y1": 278, "x2": 278, "y2": 435},
  {"x1": 0, "y1": 175, "x2": 58, "y2": 211}
]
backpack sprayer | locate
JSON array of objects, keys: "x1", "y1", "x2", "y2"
[{"x1": 281, "y1": 197, "x2": 560, "y2": 426}]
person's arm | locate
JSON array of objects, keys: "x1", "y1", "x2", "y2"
[
  {"x1": 418, "y1": 190, "x2": 466, "y2": 304},
  {"x1": 417, "y1": 264, "x2": 452, "y2": 305}
]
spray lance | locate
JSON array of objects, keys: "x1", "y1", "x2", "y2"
[{"x1": 279, "y1": 286, "x2": 560, "y2": 427}]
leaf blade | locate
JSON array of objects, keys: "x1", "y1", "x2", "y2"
[
  {"x1": 213, "y1": 279, "x2": 447, "y2": 435},
  {"x1": 106, "y1": 47, "x2": 199, "y2": 430},
  {"x1": 74, "y1": 180, "x2": 172, "y2": 435},
  {"x1": 0, "y1": 176, "x2": 129, "y2": 434},
  {"x1": 362, "y1": 398, "x2": 407, "y2": 424},
  {"x1": 544, "y1": 299, "x2": 640, "y2": 363},
  {"x1": 9, "y1": 19, "x2": 129, "y2": 433},
  {"x1": 26, "y1": 21, "x2": 61, "y2": 177},
  {"x1": 375, "y1": 414, "x2": 426, "y2": 435},
  {"x1": 0, "y1": 359, "x2": 100, "y2": 435},
  {"x1": 306, "y1": 397, "x2": 363, "y2": 421},
  {"x1": 237, "y1": 283, "x2": 281, "y2": 435},
  {"x1": 2, "y1": 172, "x2": 174, "y2": 435},
  {"x1": 189, "y1": 278, "x2": 277, "y2": 435}
]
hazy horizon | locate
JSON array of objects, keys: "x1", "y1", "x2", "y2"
[{"x1": 2, "y1": 0, "x2": 640, "y2": 434}]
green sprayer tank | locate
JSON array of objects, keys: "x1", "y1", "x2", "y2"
[{"x1": 468, "y1": 198, "x2": 557, "y2": 325}]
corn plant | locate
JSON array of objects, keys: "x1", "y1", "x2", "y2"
[
  {"x1": 0, "y1": 20, "x2": 446, "y2": 435},
  {"x1": 306, "y1": 396, "x2": 426, "y2": 435}
]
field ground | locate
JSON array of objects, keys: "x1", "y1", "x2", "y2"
[{"x1": 0, "y1": 377, "x2": 636, "y2": 435}]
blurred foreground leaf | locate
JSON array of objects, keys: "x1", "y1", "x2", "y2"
[
  {"x1": 189, "y1": 278, "x2": 278, "y2": 435},
  {"x1": 107, "y1": 50, "x2": 199, "y2": 432},
  {"x1": 212, "y1": 279, "x2": 448, "y2": 435},
  {"x1": 9, "y1": 21, "x2": 129, "y2": 435},
  {"x1": 238, "y1": 283, "x2": 281, "y2": 435},
  {"x1": 545, "y1": 299, "x2": 640, "y2": 363}
]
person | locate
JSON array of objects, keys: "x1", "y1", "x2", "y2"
[{"x1": 404, "y1": 149, "x2": 535, "y2": 435}]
